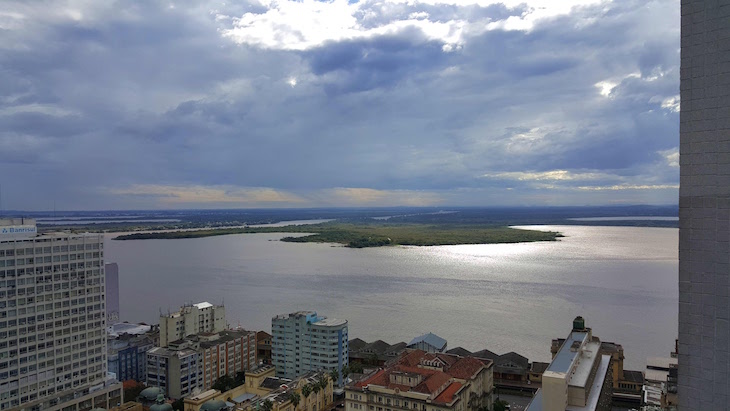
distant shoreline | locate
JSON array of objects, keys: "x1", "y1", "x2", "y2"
[{"x1": 112, "y1": 222, "x2": 564, "y2": 248}]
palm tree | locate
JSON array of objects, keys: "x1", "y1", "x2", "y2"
[
  {"x1": 341, "y1": 365, "x2": 350, "y2": 384},
  {"x1": 321, "y1": 375, "x2": 331, "y2": 407},
  {"x1": 329, "y1": 369, "x2": 339, "y2": 386},
  {"x1": 312, "y1": 382, "x2": 321, "y2": 411},
  {"x1": 302, "y1": 384, "x2": 312, "y2": 411},
  {"x1": 290, "y1": 392, "x2": 301, "y2": 411},
  {"x1": 262, "y1": 399, "x2": 274, "y2": 411}
]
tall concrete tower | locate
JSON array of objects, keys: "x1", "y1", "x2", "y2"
[{"x1": 678, "y1": 1, "x2": 730, "y2": 409}]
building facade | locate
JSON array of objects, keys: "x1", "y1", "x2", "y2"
[
  {"x1": 146, "y1": 343, "x2": 200, "y2": 399},
  {"x1": 678, "y1": 0, "x2": 730, "y2": 409},
  {"x1": 159, "y1": 302, "x2": 226, "y2": 347},
  {"x1": 107, "y1": 334, "x2": 154, "y2": 382},
  {"x1": 345, "y1": 349, "x2": 494, "y2": 411},
  {"x1": 146, "y1": 330, "x2": 257, "y2": 399},
  {"x1": 272, "y1": 311, "x2": 348, "y2": 383},
  {"x1": 0, "y1": 218, "x2": 122, "y2": 410},
  {"x1": 257, "y1": 331, "x2": 272, "y2": 365},
  {"x1": 198, "y1": 330, "x2": 257, "y2": 389}
]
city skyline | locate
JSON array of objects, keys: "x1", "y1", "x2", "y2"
[{"x1": 0, "y1": 0, "x2": 679, "y2": 210}]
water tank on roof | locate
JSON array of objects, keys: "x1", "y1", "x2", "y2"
[{"x1": 573, "y1": 316, "x2": 585, "y2": 331}]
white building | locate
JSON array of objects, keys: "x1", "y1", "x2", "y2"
[
  {"x1": 0, "y1": 218, "x2": 123, "y2": 411},
  {"x1": 271, "y1": 311, "x2": 348, "y2": 384},
  {"x1": 159, "y1": 301, "x2": 226, "y2": 347},
  {"x1": 526, "y1": 317, "x2": 612, "y2": 411}
]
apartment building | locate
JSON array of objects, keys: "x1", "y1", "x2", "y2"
[
  {"x1": 159, "y1": 302, "x2": 226, "y2": 347},
  {"x1": 345, "y1": 349, "x2": 494, "y2": 411},
  {"x1": 198, "y1": 330, "x2": 257, "y2": 389},
  {"x1": 147, "y1": 342, "x2": 200, "y2": 399},
  {"x1": 146, "y1": 329, "x2": 257, "y2": 399},
  {"x1": 0, "y1": 218, "x2": 122, "y2": 410},
  {"x1": 271, "y1": 311, "x2": 348, "y2": 383}
]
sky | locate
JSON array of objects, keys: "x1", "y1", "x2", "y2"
[{"x1": 0, "y1": 0, "x2": 680, "y2": 210}]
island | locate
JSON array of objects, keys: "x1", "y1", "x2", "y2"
[{"x1": 112, "y1": 222, "x2": 563, "y2": 248}]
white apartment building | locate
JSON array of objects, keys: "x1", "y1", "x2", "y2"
[
  {"x1": 272, "y1": 311, "x2": 348, "y2": 384},
  {"x1": 159, "y1": 302, "x2": 226, "y2": 347},
  {"x1": 0, "y1": 218, "x2": 122, "y2": 411}
]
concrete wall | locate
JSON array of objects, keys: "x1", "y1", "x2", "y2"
[{"x1": 678, "y1": 1, "x2": 730, "y2": 409}]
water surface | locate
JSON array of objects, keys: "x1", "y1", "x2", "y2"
[{"x1": 105, "y1": 225, "x2": 677, "y2": 369}]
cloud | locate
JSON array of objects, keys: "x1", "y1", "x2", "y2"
[
  {"x1": 109, "y1": 184, "x2": 306, "y2": 207},
  {"x1": 0, "y1": 0, "x2": 681, "y2": 210}
]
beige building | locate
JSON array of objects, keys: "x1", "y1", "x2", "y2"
[
  {"x1": 526, "y1": 317, "x2": 612, "y2": 411},
  {"x1": 159, "y1": 302, "x2": 226, "y2": 347},
  {"x1": 184, "y1": 366, "x2": 334, "y2": 411},
  {"x1": 345, "y1": 349, "x2": 494, "y2": 411},
  {"x1": 0, "y1": 218, "x2": 123, "y2": 410}
]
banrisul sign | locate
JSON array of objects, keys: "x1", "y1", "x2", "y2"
[{"x1": 0, "y1": 225, "x2": 37, "y2": 239}]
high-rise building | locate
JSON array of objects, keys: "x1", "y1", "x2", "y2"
[
  {"x1": 159, "y1": 302, "x2": 226, "y2": 347},
  {"x1": 678, "y1": 1, "x2": 730, "y2": 409},
  {"x1": 271, "y1": 311, "x2": 348, "y2": 383},
  {"x1": 104, "y1": 263, "x2": 120, "y2": 323},
  {"x1": 525, "y1": 317, "x2": 612, "y2": 411},
  {"x1": 0, "y1": 218, "x2": 123, "y2": 410}
]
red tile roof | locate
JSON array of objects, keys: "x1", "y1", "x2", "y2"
[
  {"x1": 433, "y1": 382, "x2": 463, "y2": 404},
  {"x1": 447, "y1": 357, "x2": 485, "y2": 380},
  {"x1": 412, "y1": 371, "x2": 451, "y2": 394},
  {"x1": 354, "y1": 350, "x2": 485, "y2": 397}
]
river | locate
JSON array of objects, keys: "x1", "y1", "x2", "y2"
[{"x1": 104, "y1": 224, "x2": 677, "y2": 370}]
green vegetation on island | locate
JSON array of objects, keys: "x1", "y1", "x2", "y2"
[{"x1": 112, "y1": 221, "x2": 562, "y2": 248}]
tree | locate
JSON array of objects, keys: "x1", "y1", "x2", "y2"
[
  {"x1": 290, "y1": 392, "x2": 301, "y2": 411},
  {"x1": 302, "y1": 384, "x2": 312, "y2": 400},
  {"x1": 123, "y1": 382, "x2": 146, "y2": 403},
  {"x1": 366, "y1": 353, "x2": 379, "y2": 366},
  {"x1": 301, "y1": 384, "x2": 312, "y2": 411},
  {"x1": 172, "y1": 398, "x2": 184, "y2": 411},
  {"x1": 235, "y1": 371, "x2": 246, "y2": 386},
  {"x1": 492, "y1": 399, "x2": 509, "y2": 411},
  {"x1": 329, "y1": 369, "x2": 339, "y2": 385},
  {"x1": 349, "y1": 362, "x2": 363, "y2": 375},
  {"x1": 212, "y1": 374, "x2": 236, "y2": 392},
  {"x1": 341, "y1": 365, "x2": 351, "y2": 382}
]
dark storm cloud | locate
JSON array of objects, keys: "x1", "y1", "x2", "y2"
[{"x1": 0, "y1": 0, "x2": 680, "y2": 209}]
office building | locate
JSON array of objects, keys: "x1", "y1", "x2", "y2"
[
  {"x1": 105, "y1": 263, "x2": 120, "y2": 323},
  {"x1": 678, "y1": 0, "x2": 730, "y2": 409},
  {"x1": 345, "y1": 349, "x2": 494, "y2": 411},
  {"x1": 146, "y1": 342, "x2": 200, "y2": 399},
  {"x1": 107, "y1": 334, "x2": 154, "y2": 382},
  {"x1": 0, "y1": 218, "x2": 122, "y2": 410},
  {"x1": 271, "y1": 311, "x2": 348, "y2": 383},
  {"x1": 525, "y1": 317, "x2": 612, "y2": 411},
  {"x1": 159, "y1": 302, "x2": 226, "y2": 347}
]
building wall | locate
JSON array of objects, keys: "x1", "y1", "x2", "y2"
[
  {"x1": 159, "y1": 304, "x2": 226, "y2": 347},
  {"x1": 272, "y1": 312, "x2": 348, "y2": 382},
  {"x1": 678, "y1": 1, "x2": 730, "y2": 409},
  {"x1": 0, "y1": 229, "x2": 110, "y2": 410}
]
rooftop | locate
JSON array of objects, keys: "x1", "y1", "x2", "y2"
[
  {"x1": 313, "y1": 317, "x2": 348, "y2": 327},
  {"x1": 546, "y1": 331, "x2": 588, "y2": 374},
  {"x1": 526, "y1": 355, "x2": 611, "y2": 411},
  {"x1": 408, "y1": 333, "x2": 447, "y2": 350},
  {"x1": 194, "y1": 302, "x2": 213, "y2": 310},
  {"x1": 352, "y1": 349, "x2": 487, "y2": 403},
  {"x1": 107, "y1": 322, "x2": 152, "y2": 338}
]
